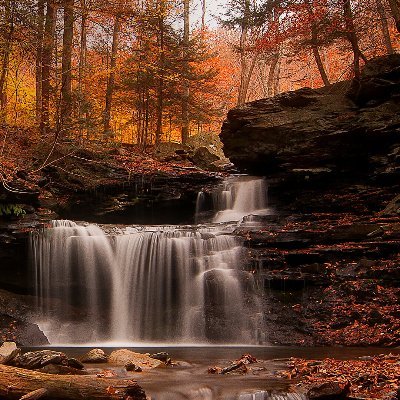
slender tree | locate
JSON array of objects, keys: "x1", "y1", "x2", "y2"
[
  {"x1": 41, "y1": 0, "x2": 57, "y2": 135},
  {"x1": 103, "y1": 14, "x2": 121, "y2": 139},
  {"x1": 304, "y1": 0, "x2": 330, "y2": 86},
  {"x1": 61, "y1": 0, "x2": 74, "y2": 133},
  {"x1": 376, "y1": 0, "x2": 394, "y2": 54},
  {"x1": 36, "y1": 0, "x2": 45, "y2": 125},
  {"x1": 181, "y1": 0, "x2": 190, "y2": 144},
  {"x1": 343, "y1": 0, "x2": 367, "y2": 79},
  {"x1": 0, "y1": 0, "x2": 16, "y2": 120}
]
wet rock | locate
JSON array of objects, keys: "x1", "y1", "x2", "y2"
[
  {"x1": 307, "y1": 381, "x2": 349, "y2": 399},
  {"x1": 67, "y1": 358, "x2": 85, "y2": 370},
  {"x1": 108, "y1": 349, "x2": 163, "y2": 370},
  {"x1": 0, "y1": 314, "x2": 49, "y2": 347},
  {"x1": 37, "y1": 364, "x2": 87, "y2": 375},
  {"x1": 150, "y1": 352, "x2": 170, "y2": 363},
  {"x1": 0, "y1": 341, "x2": 20, "y2": 364},
  {"x1": 80, "y1": 348, "x2": 108, "y2": 363},
  {"x1": 125, "y1": 362, "x2": 142, "y2": 372},
  {"x1": 380, "y1": 194, "x2": 400, "y2": 216},
  {"x1": 14, "y1": 350, "x2": 68, "y2": 370}
]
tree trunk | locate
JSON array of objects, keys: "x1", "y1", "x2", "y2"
[
  {"x1": 0, "y1": 364, "x2": 146, "y2": 400},
  {"x1": 304, "y1": 0, "x2": 330, "y2": 86},
  {"x1": 267, "y1": 52, "x2": 279, "y2": 97},
  {"x1": 78, "y1": 0, "x2": 88, "y2": 139},
  {"x1": 237, "y1": 0, "x2": 250, "y2": 105},
  {"x1": 242, "y1": 53, "x2": 258, "y2": 102},
  {"x1": 36, "y1": 0, "x2": 45, "y2": 126},
  {"x1": 103, "y1": 15, "x2": 121, "y2": 139},
  {"x1": 155, "y1": 1, "x2": 165, "y2": 146},
  {"x1": 61, "y1": 0, "x2": 74, "y2": 135},
  {"x1": 376, "y1": 0, "x2": 394, "y2": 54},
  {"x1": 201, "y1": 0, "x2": 206, "y2": 30},
  {"x1": 181, "y1": 0, "x2": 190, "y2": 144},
  {"x1": 386, "y1": 0, "x2": 400, "y2": 32},
  {"x1": 41, "y1": 0, "x2": 56, "y2": 136},
  {"x1": 0, "y1": 0, "x2": 15, "y2": 122},
  {"x1": 343, "y1": 0, "x2": 367, "y2": 80}
]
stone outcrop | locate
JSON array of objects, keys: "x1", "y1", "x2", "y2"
[{"x1": 221, "y1": 55, "x2": 400, "y2": 185}]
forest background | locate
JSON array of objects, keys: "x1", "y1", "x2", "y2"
[{"x1": 0, "y1": 0, "x2": 399, "y2": 152}]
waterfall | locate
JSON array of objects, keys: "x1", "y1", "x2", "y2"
[
  {"x1": 31, "y1": 221, "x2": 263, "y2": 345},
  {"x1": 196, "y1": 176, "x2": 270, "y2": 223}
]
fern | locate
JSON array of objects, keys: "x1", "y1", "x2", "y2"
[{"x1": 0, "y1": 203, "x2": 26, "y2": 218}]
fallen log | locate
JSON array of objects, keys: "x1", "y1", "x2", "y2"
[{"x1": 0, "y1": 365, "x2": 146, "y2": 400}]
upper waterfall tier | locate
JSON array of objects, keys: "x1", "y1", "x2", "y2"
[{"x1": 196, "y1": 176, "x2": 271, "y2": 223}]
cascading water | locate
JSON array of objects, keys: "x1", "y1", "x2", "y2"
[
  {"x1": 196, "y1": 176, "x2": 271, "y2": 223},
  {"x1": 31, "y1": 221, "x2": 262, "y2": 345}
]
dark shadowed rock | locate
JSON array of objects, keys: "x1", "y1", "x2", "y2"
[
  {"x1": 67, "y1": 358, "x2": 85, "y2": 370},
  {"x1": 13, "y1": 350, "x2": 68, "y2": 370},
  {"x1": 191, "y1": 146, "x2": 220, "y2": 171},
  {"x1": 37, "y1": 364, "x2": 88, "y2": 375},
  {"x1": 150, "y1": 352, "x2": 170, "y2": 363},
  {"x1": 221, "y1": 55, "x2": 400, "y2": 178},
  {"x1": 307, "y1": 381, "x2": 349, "y2": 399},
  {"x1": 0, "y1": 314, "x2": 49, "y2": 347}
]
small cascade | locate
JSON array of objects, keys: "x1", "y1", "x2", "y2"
[
  {"x1": 196, "y1": 176, "x2": 270, "y2": 224},
  {"x1": 31, "y1": 220, "x2": 263, "y2": 345}
]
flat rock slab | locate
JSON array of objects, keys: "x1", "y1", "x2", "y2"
[{"x1": 108, "y1": 349, "x2": 163, "y2": 370}]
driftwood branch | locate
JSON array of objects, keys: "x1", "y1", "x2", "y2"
[
  {"x1": 0, "y1": 365, "x2": 146, "y2": 400},
  {"x1": 19, "y1": 388, "x2": 48, "y2": 400}
]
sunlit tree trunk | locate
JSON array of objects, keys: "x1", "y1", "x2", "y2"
[
  {"x1": 155, "y1": 0, "x2": 165, "y2": 146},
  {"x1": 343, "y1": 0, "x2": 367, "y2": 79},
  {"x1": 237, "y1": 0, "x2": 250, "y2": 105},
  {"x1": 0, "y1": 0, "x2": 15, "y2": 122},
  {"x1": 181, "y1": 0, "x2": 190, "y2": 144},
  {"x1": 304, "y1": 0, "x2": 330, "y2": 86},
  {"x1": 61, "y1": 0, "x2": 74, "y2": 135},
  {"x1": 376, "y1": 0, "x2": 394, "y2": 54},
  {"x1": 36, "y1": 0, "x2": 45, "y2": 126},
  {"x1": 41, "y1": 0, "x2": 56, "y2": 136},
  {"x1": 267, "y1": 52, "x2": 279, "y2": 97},
  {"x1": 78, "y1": 0, "x2": 88, "y2": 139},
  {"x1": 201, "y1": 0, "x2": 206, "y2": 30},
  {"x1": 103, "y1": 14, "x2": 121, "y2": 139}
]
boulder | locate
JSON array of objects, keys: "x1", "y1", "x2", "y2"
[
  {"x1": 191, "y1": 146, "x2": 220, "y2": 171},
  {"x1": 125, "y1": 362, "x2": 142, "y2": 372},
  {"x1": 13, "y1": 350, "x2": 68, "y2": 370},
  {"x1": 0, "y1": 341, "x2": 20, "y2": 365},
  {"x1": 307, "y1": 381, "x2": 349, "y2": 399},
  {"x1": 150, "y1": 352, "x2": 170, "y2": 363},
  {"x1": 108, "y1": 349, "x2": 163, "y2": 370},
  {"x1": 0, "y1": 314, "x2": 49, "y2": 347},
  {"x1": 221, "y1": 55, "x2": 400, "y2": 178},
  {"x1": 80, "y1": 348, "x2": 108, "y2": 363}
]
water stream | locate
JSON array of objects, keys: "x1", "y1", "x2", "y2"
[{"x1": 31, "y1": 176, "x2": 270, "y2": 345}]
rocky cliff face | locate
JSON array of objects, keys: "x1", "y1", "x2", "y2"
[
  {"x1": 221, "y1": 55, "x2": 400, "y2": 347},
  {"x1": 221, "y1": 55, "x2": 400, "y2": 187}
]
